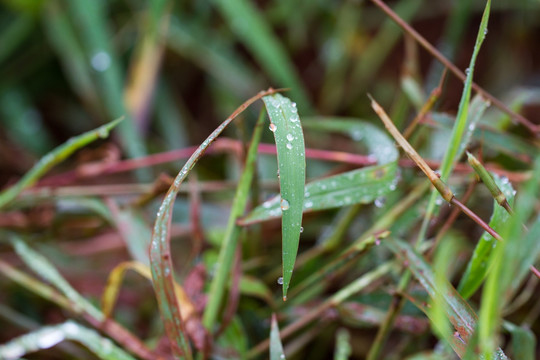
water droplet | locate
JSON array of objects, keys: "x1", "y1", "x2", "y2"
[
  {"x1": 465, "y1": 67, "x2": 470, "y2": 76},
  {"x1": 290, "y1": 115, "x2": 299, "y2": 123},
  {"x1": 292, "y1": 102, "x2": 297, "y2": 108},
  {"x1": 91, "y1": 51, "x2": 111, "y2": 72},
  {"x1": 435, "y1": 197, "x2": 443, "y2": 206},
  {"x1": 286, "y1": 133, "x2": 294, "y2": 141},
  {"x1": 300, "y1": 226, "x2": 304, "y2": 233},
  {"x1": 468, "y1": 123, "x2": 475, "y2": 131},
  {"x1": 286, "y1": 143, "x2": 293, "y2": 150},
  {"x1": 269, "y1": 123, "x2": 277, "y2": 132},
  {"x1": 277, "y1": 277, "x2": 283, "y2": 285},
  {"x1": 483, "y1": 28, "x2": 488, "y2": 36},
  {"x1": 351, "y1": 130, "x2": 363, "y2": 141},
  {"x1": 280, "y1": 354, "x2": 285, "y2": 359},
  {"x1": 97, "y1": 127, "x2": 108, "y2": 139},
  {"x1": 280, "y1": 199, "x2": 290, "y2": 210},
  {"x1": 374, "y1": 197, "x2": 386, "y2": 208}
]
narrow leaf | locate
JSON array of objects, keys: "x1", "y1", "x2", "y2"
[
  {"x1": 0, "y1": 320, "x2": 135, "y2": 360},
  {"x1": 0, "y1": 117, "x2": 123, "y2": 209},
  {"x1": 386, "y1": 237, "x2": 508, "y2": 359},
  {"x1": 458, "y1": 174, "x2": 515, "y2": 299},
  {"x1": 270, "y1": 314, "x2": 286, "y2": 360},
  {"x1": 262, "y1": 94, "x2": 306, "y2": 300}
]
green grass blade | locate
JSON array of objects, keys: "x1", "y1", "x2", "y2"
[
  {"x1": 270, "y1": 314, "x2": 286, "y2": 360},
  {"x1": 0, "y1": 88, "x2": 54, "y2": 155},
  {"x1": 67, "y1": 1, "x2": 148, "y2": 171},
  {"x1": 0, "y1": 320, "x2": 136, "y2": 360},
  {"x1": 9, "y1": 236, "x2": 103, "y2": 320},
  {"x1": 0, "y1": 117, "x2": 123, "y2": 209},
  {"x1": 419, "y1": 0, "x2": 491, "y2": 244},
  {"x1": 387, "y1": 237, "x2": 508, "y2": 359},
  {"x1": 262, "y1": 94, "x2": 306, "y2": 300},
  {"x1": 333, "y1": 328, "x2": 352, "y2": 360},
  {"x1": 479, "y1": 154, "x2": 540, "y2": 356},
  {"x1": 240, "y1": 118, "x2": 398, "y2": 224},
  {"x1": 503, "y1": 322, "x2": 535, "y2": 360},
  {"x1": 0, "y1": 14, "x2": 34, "y2": 65},
  {"x1": 203, "y1": 109, "x2": 266, "y2": 330},
  {"x1": 42, "y1": 1, "x2": 98, "y2": 108},
  {"x1": 212, "y1": 0, "x2": 311, "y2": 110},
  {"x1": 167, "y1": 18, "x2": 259, "y2": 98},
  {"x1": 457, "y1": 174, "x2": 515, "y2": 299}
]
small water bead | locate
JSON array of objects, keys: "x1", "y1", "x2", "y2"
[
  {"x1": 269, "y1": 123, "x2": 277, "y2": 132},
  {"x1": 300, "y1": 226, "x2": 304, "y2": 233},
  {"x1": 286, "y1": 143, "x2": 293, "y2": 150},
  {"x1": 280, "y1": 199, "x2": 290, "y2": 210},
  {"x1": 286, "y1": 133, "x2": 294, "y2": 141},
  {"x1": 374, "y1": 197, "x2": 386, "y2": 208},
  {"x1": 290, "y1": 114, "x2": 299, "y2": 123},
  {"x1": 277, "y1": 277, "x2": 283, "y2": 285},
  {"x1": 91, "y1": 51, "x2": 111, "y2": 72},
  {"x1": 465, "y1": 67, "x2": 471, "y2": 76}
]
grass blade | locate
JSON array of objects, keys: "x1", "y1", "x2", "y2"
[
  {"x1": 67, "y1": 1, "x2": 148, "y2": 171},
  {"x1": 10, "y1": 236, "x2": 102, "y2": 320},
  {"x1": 419, "y1": 0, "x2": 491, "y2": 243},
  {"x1": 333, "y1": 328, "x2": 352, "y2": 360},
  {"x1": 504, "y1": 322, "x2": 535, "y2": 360},
  {"x1": 0, "y1": 320, "x2": 136, "y2": 360},
  {"x1": 387, "y1": 237, "x2": 508, "y2": 359},
  {"x1": 0, "y1": 117, "x2": 123, "y2": 209},
  {"x1": 270, "y1": 314, "x2": 286, "y2": 360},
  {"x1": 151, "y1": 90, "x2": 276, "y2": 357},
  {"x1": 212, "y1": 0, "x2": 311, "y2": 110},
  {"x1": 457, "y1": 174, "x2": 515, "y2": 299},
  {"x1": 262, "y1": 93, "x2": 306, "y2": 300}
]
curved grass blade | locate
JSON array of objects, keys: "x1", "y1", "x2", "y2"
[
  {"x1": 240, "y1": 118, "x2": 398, "y2": 225},
  {"x1": 0, "y1": 320, "x2": 136, "y2": 360},
  {"x1": 0, "y1": 117, "x2": 123, "y2": 209},
  {"x1": 457, "y1": 174, "x2": 515, "y2": 299},
  {"x1": 386, "y1": 237, "x2": 508, "y2": 359},
  {"x1": 212, "y1": 0, "x2": 310, "y2": 110},
  {"x1": 262, "y1": 93, "x2": 305, "y2": 300},
  {"x1": 150, "y1": 89, "x2": 277, "y2": 358},
  {"x1": 270, "y1": 314, "x2": 286, "y2": 360},
  {"x1": 419, "y1": 0, "x2": 491, "y2": 244},
  {"x1": 203, "y1": 108, "x2": 266, "y2": 329}
]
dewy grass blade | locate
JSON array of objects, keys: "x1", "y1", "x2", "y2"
[
  {"x1": 262, "y1": 94, "x2": 306, "y2": 300},
  {"x1": 0, "y1": 117, "x2": 123, "y2": 209},
  {"x1": 0, "y1": 320, "x2": 136, "y2": 360},
  {"x1": 270, "y1": 314, "x2": 286, "y2": 360},
  {"x1": 203, "y1": 108, "x2": 266, "y2": 330},
  {"x1": 458, "y1": 174, "x2": 515, "y2": 299},
  {"x1": 240, "y1": 118, "x2": 398, "y2": 224},
  {"x1": 150, "y1": 89, "x2": 278, "y2": 358},
  {"x1": 419, "y1": 0, "x2": 491, "y2": 243}
]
